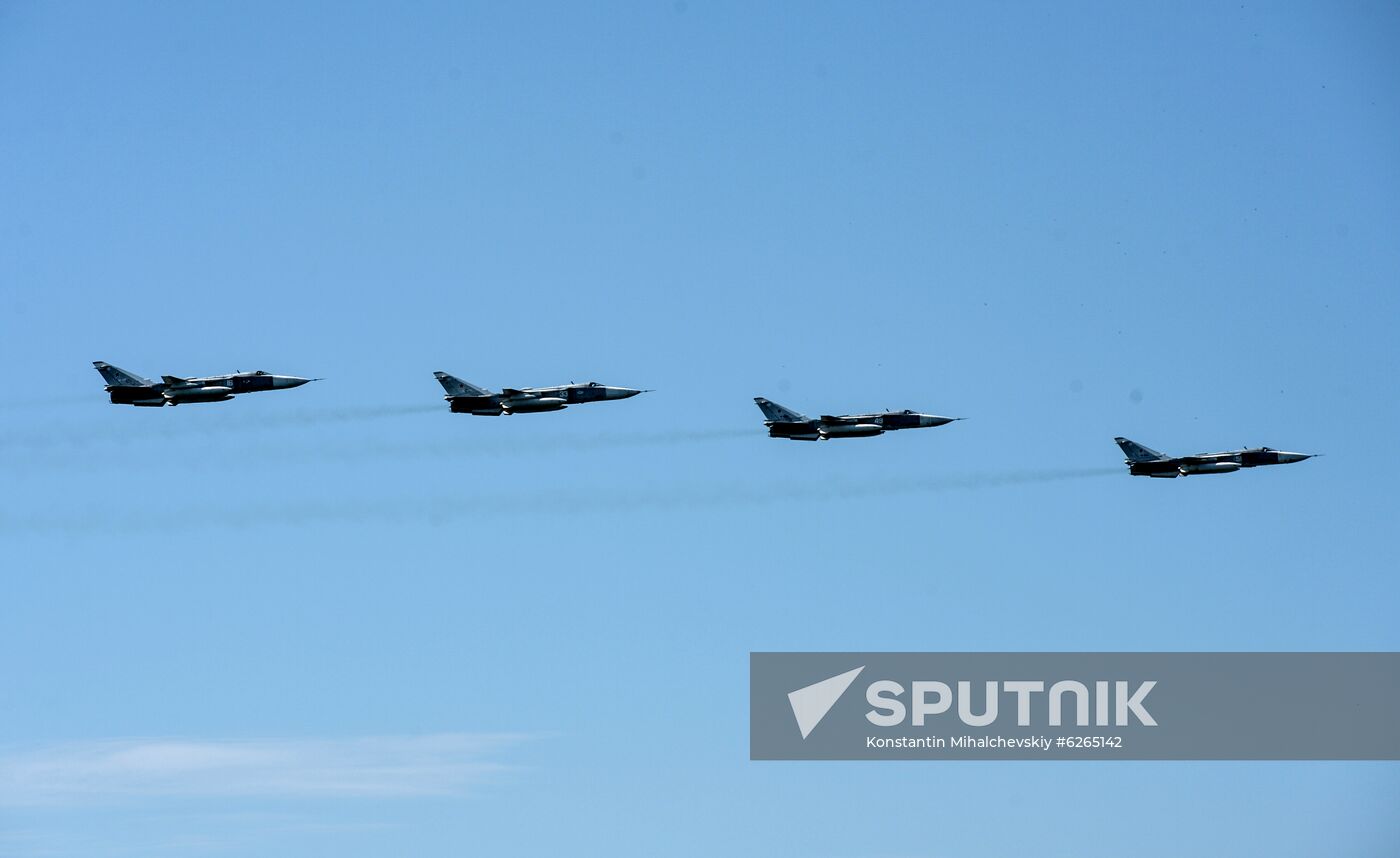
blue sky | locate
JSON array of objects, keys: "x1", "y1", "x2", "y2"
[{"x1": 2, "y1": 1, "x2": 1398, "y2": 855}]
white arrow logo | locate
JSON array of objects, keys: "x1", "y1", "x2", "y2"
[{"x1": 788, "y1": 666, "x2": 865, "y2": 739}]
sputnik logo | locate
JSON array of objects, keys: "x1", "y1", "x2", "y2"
[{"x1": 788, "y1": 666, "x2": 865, "y2": 739}]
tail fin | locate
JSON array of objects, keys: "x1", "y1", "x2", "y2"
[
  {"x1": 754, "y1": 397, "x2": 808, "y2": 423},
  {"x1": 93, "y1": 361, "x2": 154, "y2": 388},
  {"x1": 434, "y1": 372, "x2": 492, "y2": 397},
  {"x1": 1115, "y1": 437, "x2": 1168, "y2": 462}
]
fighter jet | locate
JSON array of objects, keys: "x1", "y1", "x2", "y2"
[
  {"x1": 754, "y1": 397, "x2": 960, "y2": 441},
  {"x1": 93, "y1": 361, "x2": 317, "y2": 406},
  {"x1": 434, "y1": 372, "x2": 648, "y2": 415},
  {"x1": 1115, "y1": 437, "x2": 1315, "y2": 478}
]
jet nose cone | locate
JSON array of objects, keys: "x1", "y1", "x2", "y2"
[
  {"x1": 1278, "y1": 452, "x2": 1312, "y2": 464},
  {"x1": 608, "y1": 387, "x2": 648, "y2": 400},
  {"x1": 921, "y1": 415, "x2": 959, "y2": 427},
  {"x1": 274, "y1": 376, "x2": 316, "y2": 389}
]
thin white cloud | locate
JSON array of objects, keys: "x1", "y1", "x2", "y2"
[{"x1": 0, "y1": 733, "x2": 528, "y2": 806}]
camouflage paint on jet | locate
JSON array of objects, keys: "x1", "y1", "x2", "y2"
[
  {"x1": 1114, "y1": 437, "x2": 1315, "y2": 478},
  {"x1": 93, "y1": 361, "x2": 317, "y2": 406},
  {"x1": 433, "y1": 372, "x2": 649, "y2": 415},
  {"x1": 753, "y1": 397, "x2": 960, "y2": 441}
]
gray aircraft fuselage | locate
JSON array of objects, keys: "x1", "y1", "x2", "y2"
[
  {"x1": 755, "y1": 397, "x2": 959, "y2": 441},
  {"x1": 94, "y1": 362, "x2": 315, "y2": 406},
  {"x1": 1115, "y1": 437, "x2": 1314, "y2": 478},
  {"x1": 434, "y1": 373, "x2": 648, "y2": 415}
]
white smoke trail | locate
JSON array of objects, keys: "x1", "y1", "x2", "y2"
[
  {"x1": 0, "y1": 404, "x2": 444, "y2": 451},
  {"x1": 1, "y1": 467, "x2": 1121, "y2": 534}
]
